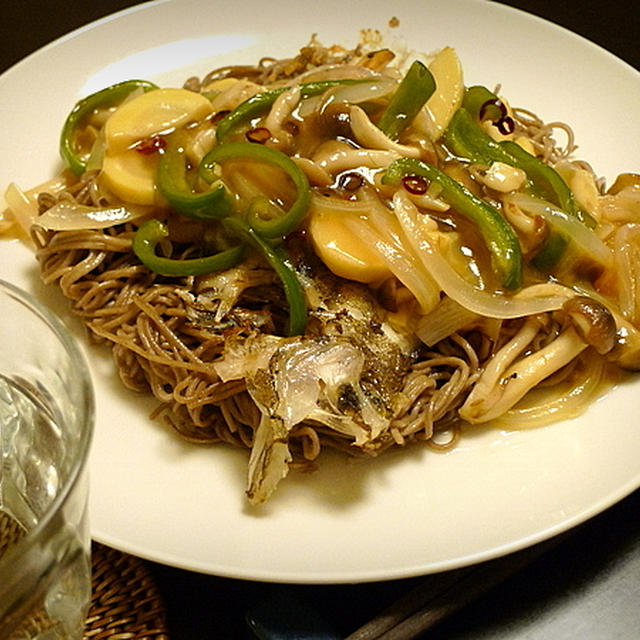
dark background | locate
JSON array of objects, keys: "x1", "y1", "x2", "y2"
[
  {"x1": 1, "y1": 1, "x2": 639, "y2": 73},
  {"x1": 1, "y1": 2, "x2": 639, "y2": 638}
]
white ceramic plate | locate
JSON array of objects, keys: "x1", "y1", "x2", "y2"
[{"x1": 1, "y1": 0, "x2": 639, "y2": 583}]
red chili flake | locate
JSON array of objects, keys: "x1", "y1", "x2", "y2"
[
  {"x1": 245, "y1": 127, "x2": 271, "y2": 144},
  {"x1": 287, "y1": 228, "x2": 307, "y2": 240},
  {"x1": 338, "y1": 172, "x2": 364, "y2": 192},
  {"x1": 479, "y1": 98, "x2": 507, "y2": 122},
  {"x1": 402, "y1": 175, "x2": 429, "y2": 195},
  {"x1": 135, "y1": 136, "x2": 166, "y2": 155},
  {"x1": 496, "y1": 115, "x2": 516, "y2": 135},
  {"x1": 480, "y1": 99, "x2": 515, "y2": 136},
  {"x1": 210, "y1": 110, "x2": 230, "y2": 124}
]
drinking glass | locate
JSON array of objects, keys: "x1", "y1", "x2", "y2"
[{"x1": 0, "y1": 280, "x2": 94, "y2": 639}]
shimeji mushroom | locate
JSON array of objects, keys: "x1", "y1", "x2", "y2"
[{"x1": 459, "y1": 297, "x2": 617, "y2": 423}]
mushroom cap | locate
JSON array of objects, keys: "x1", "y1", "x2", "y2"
[{"x1": 562, "y1": 296, "x2": 617, "y2": 355}]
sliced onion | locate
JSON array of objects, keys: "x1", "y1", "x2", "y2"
[
  {"x1": 85, "y1": 131, "x2": 106, "y2": 173},
  {"x1": 342, "y1": 214, "x2": 440, "y2": 312},
  {"x1": 415, "y1": 296, "x2": 480, "y2": 346},
  {"x1": 612, "y1": 223, "x2": 640, "y2": 324},
  {"x1": 293, "y1": 64, "x2": 381, "y2": 83},
  {"x1": 507, "y1": 193, "x2": 613, "y2": 268},
  {"x1": 329, "y1": 75, "x2": 396, "y2": 102},
  {"x1": 310, "y1": 191, "x2": 373, "y2": 214},
  {"x1": 28, "y1": 174, "x2": 75, "y2": 199},
  {"x1": 392, "y1": 190, "x2": 574, "y2": 318},
  {"x1": 35, "y1": 199, "x2": 152, "y2": 231},
  {"x1": 340, "y1": 189, "x2": 441, "y2": 312},
  {"x1": 298, "y1": 76, "x2": 396, "y2": 118},
  {"x1": 4, "y1": 182, "x2": 39, "y2": 236},
  {"x1": 208, "y1": 79, "x2": 263, "y2": 113}
]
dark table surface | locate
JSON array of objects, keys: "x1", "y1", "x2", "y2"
[{"x1": 1, "y1": 1, "x2": 639, "y2": 638}]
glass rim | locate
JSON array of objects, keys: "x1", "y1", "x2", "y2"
[{"x1": 0, "y1": 278, "x2": 94, "y2": 549}]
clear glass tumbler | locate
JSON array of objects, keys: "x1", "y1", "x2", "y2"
[{"x1": 0, "y1": 280, "x2": 94, "y2": 639}]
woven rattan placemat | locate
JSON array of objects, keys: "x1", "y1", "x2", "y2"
[
  {"x1": 85, "y1": 542, "x2": 170, "y2": 639},
  {"x1": 1, "y1": 511, "x2": 170, "y2": 638}
]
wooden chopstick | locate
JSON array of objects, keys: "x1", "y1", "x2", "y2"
[{"x1": 345, "y1": 536, "x2": 564, "y2": 640}]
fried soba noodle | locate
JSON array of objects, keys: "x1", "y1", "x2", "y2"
[{"x1": 4, "y1": 35, "x2": 640, "y2": 504}]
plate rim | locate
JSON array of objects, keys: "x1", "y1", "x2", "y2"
[{"x1": 2, "y1": 0, "x2": 640, "y2": 583}]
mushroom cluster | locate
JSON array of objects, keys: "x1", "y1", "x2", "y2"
[{"x1": 460, "y1": 297, "x2": 619, "y2": 423}]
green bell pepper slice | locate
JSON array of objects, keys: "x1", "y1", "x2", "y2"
[
  {"x1": 443, "y1": 104, "x2": 594, "y2": 270},
  {"x1": 445, "y1": 104, "x2": 593, "y2": 226},
  {"x1": 377, "y1": 60, "x2": 436, "y2": 140},
  {"x1": 214, "y1": 78, "x2": 371, "y2": 143},
  {"x1": 444, "y1": 107, "x2": 516, "y2": 166},
  {"x1": 157, "y1": 131, "x2": 233, "y2": 220},
  {"x1": 223, "y1": 217, "x2": 307, "y2": 336},
  {"x1": 382, "y1": 157, "x2": 523, "y2": 290},
  {"x1": 132, "y1": 218, "x2": 245, "y2": 276},
  {"x1": 199, "y1": 141, "x2": 310, "y2": 239},
  {"x1": 461, "y1": 85, "x2": 502, "y2": 120},
  {"x1": 498, "y1": 140, "x2": 593, "y2": 227},
  {"x1": 461, "y1": 85, "x2": 514, "y2": 133},
  {"x1": 60, "y1": 79, "x2": 159, "y2": 176},
  {"x1": 530, "y1": 229, "x2": 569, "y2": 272}
]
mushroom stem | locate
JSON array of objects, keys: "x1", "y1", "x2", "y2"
[
  {"x1": 349, "y1": 105, "x2": 422, "y2": 158},
  {"x1": 460, "y1": 326, "x2": 587, "y2": 423},
  {"x1": 608, "y1": 313, "x2": 640, "y2": 370},
  {"x1": 461, "y1": 317, "x2": 540, "y2": 406},
  {"x1": 312, "y1": 143, "x2": 400, "y2": 175},
  {"x1": 263, "y1": 86, "x2": 301, "y2": 147}
]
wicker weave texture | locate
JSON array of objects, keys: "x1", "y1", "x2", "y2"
[
  {"x1": 85, "y1": 543, "x2": 170, "y2": 639},
  {"x1": 1, "y1": 512, "x2": 170, "y2": 639}
]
